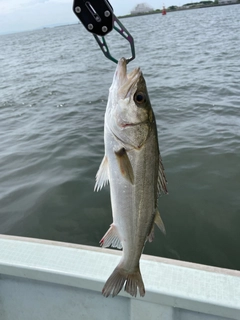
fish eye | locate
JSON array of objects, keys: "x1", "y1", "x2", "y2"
[{"x1": 134, "y1": 92, "x2": 146, "y2": 104}]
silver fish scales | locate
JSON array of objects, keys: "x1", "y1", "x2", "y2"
[{"x1": 95, "y1": 58, "x2": 168, "y2": 297}]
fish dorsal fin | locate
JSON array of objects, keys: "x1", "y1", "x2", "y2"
[
  {"x1": 100, "y1": 224, "x2": 122, "y2": 249},
  {"x1": 94, "y1": 155, "x2": 109, "y2": 192},
  {"x1": 148, "y1": 209, "x2": 166, "y2": 243},
  {"x1": 115, "y1": 148, "x2": 134, "y2": 185},
  {"x1": 157, "y1": 156, "x2": 168, "y2": 195},
  {"x1": 155, "y1": 209, "x2": 166, "y2": 235}
]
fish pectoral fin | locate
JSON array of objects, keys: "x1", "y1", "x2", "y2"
[
  {"x1": 114, "y1": 148, "x2": 134, "y2": 185},
  {"x1": 94, "y1": 155, "x2": 109, "y2": 192},
  {"x1": 99, "y1": 224, "x2": 122, "y2": 249},
  {"x1": 154, "y1": 209, "x2": 166, "y2": 235},
  {"x1": 157, "y1": 156, "x2": 168, "y2": 195}
]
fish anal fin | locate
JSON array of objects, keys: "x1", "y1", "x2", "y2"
[
  {"x1": 100, "y1": 224, "x2": 122, "y2": 249},
  {"x1": 148, "y1": 209, "x2": 166, "y2": 243},
  {"x1": 102, "y1": 264, "x2": 145, "y2": 298},
  {"x1": 155, "y1": 209, "x2": 166, "y2": 235},
  {"x1": 148, "y1": 223, "x2": 155, "y2": 242},
  {"x1": 94, "y1": 155, "x2": 109, "y2": 192},
  {"x1": 115, "y1": 148, "x2": 134, "y2": 184}
]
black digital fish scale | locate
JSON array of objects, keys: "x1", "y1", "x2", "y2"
[{"x1": 73, "y1": 0, "x2": 114, "y2": 36}]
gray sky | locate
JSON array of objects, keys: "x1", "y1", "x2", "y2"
[{"x1": 0, "y1": 0, "x2": 185, "y2": 34}]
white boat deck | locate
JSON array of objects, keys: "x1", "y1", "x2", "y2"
[{"x1": 0, "y1": 235, "x2": 239, "y2": 320}]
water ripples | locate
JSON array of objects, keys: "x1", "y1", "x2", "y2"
[{"x1": 0, "y1": 5, "x2": 240, "y2": 270}]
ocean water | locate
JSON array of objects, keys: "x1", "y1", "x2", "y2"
[{"x1": 1, "y1": 5, "x2": 240, "y2": 270}]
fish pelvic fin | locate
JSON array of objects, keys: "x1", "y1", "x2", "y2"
[
  {"x1": 100, "y1": 224, "x2": 122, "y2": 249},
  {"x1": 115, "y1": 148, "x2": 134, "y2": 185},
  {"x1": 102, "y1": 265, "x2": 145, "y2": 298},
  {"x1": 94, "y1": 155, "x2": 109, "y2": 192}
]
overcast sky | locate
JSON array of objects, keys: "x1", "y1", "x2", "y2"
[{"x1": 0, "y1": 0, "x2": 187, "y2": 34}]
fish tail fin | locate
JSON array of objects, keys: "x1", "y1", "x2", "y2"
[
  {"x1": 125, "y1": 268, "x2": 145, "y2": 297},
  {"x1": 102, "y1": 265, "x2": 145, "y2": 298}
]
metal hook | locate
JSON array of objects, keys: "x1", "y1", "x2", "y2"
[
  {"x1": 73, "y1": 0, "x2": 135, "y2": 64},
  {"x1": 93, "y1": 15, "x2": 135, "y2": 64}
]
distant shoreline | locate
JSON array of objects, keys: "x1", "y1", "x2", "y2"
[
  {"x1": 118, "y1": 2, "x2": 240, "y2": 19},
  {"x1": 1, "y1": 2, "x2": 239, "y2": 36}
]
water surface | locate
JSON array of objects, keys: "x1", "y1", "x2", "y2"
[{"x1": 1, "y1": 5, "x2": 240, "y2": 270}]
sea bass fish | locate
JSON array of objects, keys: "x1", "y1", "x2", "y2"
[{"x1": 94, "y1": 57, "x2": 168, "y2": 297}]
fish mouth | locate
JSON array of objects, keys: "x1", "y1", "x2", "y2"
[
  {"x1": 120, "y1": 121, "x2": 148, "y2": 128},
  {"x1": 113, "y1": 57, "x2": 127, "y2": 83},
  {"x1": 114, "y1": 58, "x2": 142, "y2": 98},
  {"x1": 121, "y1": 122, "x2": 139, "y2": 127}
]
